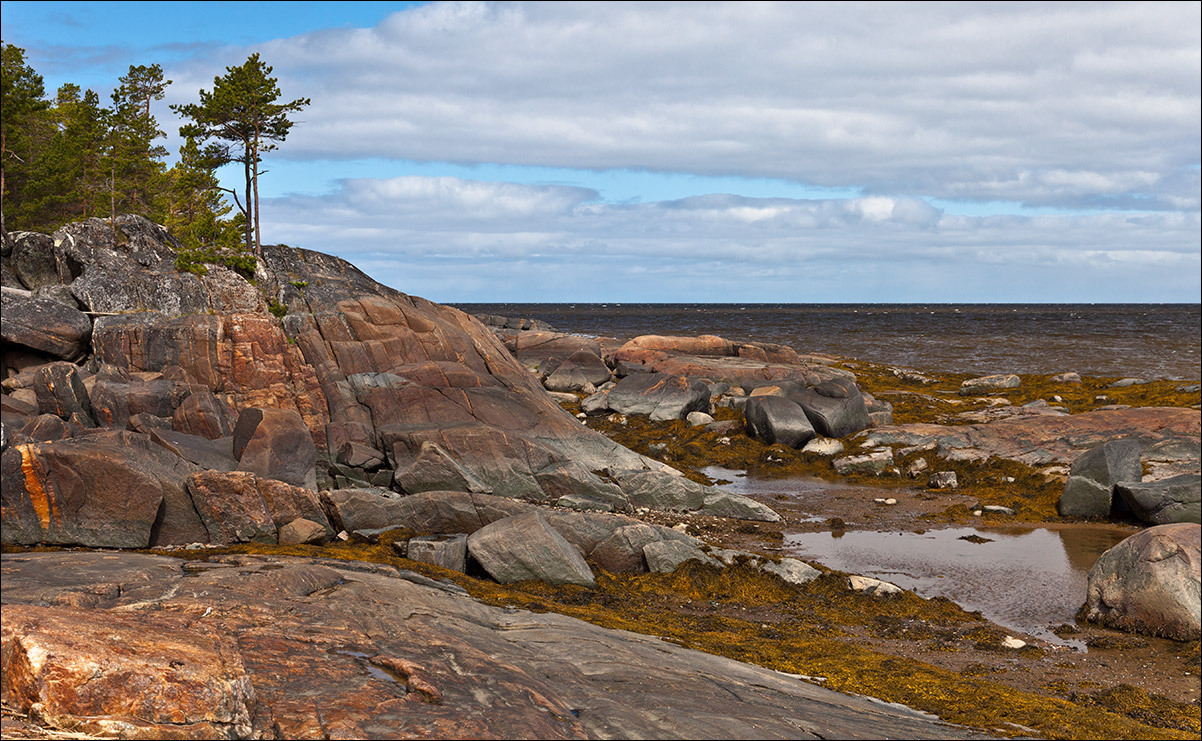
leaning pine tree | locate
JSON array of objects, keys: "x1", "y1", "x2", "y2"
[{"x1": 171, "y1": 54, "x2": 309, "y2": 256}]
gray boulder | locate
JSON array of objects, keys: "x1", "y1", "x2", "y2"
[
  {"x1": 1058, "y1": 439, "x2": 1142, "y2": 518},
  {"x1": 605, "y1": 372, "x2": 710, "y2": 422},
  {"x1": 393, "y1": 440, "x2": 492, "y2": 495},
  {"x1": 467, "y1": 512, "x2": 596, "y2": 587},
  {"x1": 1116, "y1": 474, "x2": 1201, "y2": 525},
  {"x1": 1, "y1": 292, "x2": 92, "y2": 360},
  {"x1": 744, "y1": 395, "x2": 815, "y2": 448},
  {"x1": 788, "y1": 378, "x2": 871, "y2": 439},
  {"x1": 8, "y1": 232, "x2": 62, "y2": 289},
  {"x1": 1084, "y1": 523, "x2": 1200, "y2": 641},
  {"x1": 542, "y1": 350, "x2": 611, "y2": 392},
  {"x1": 408, "y1": 533, "x2": 469, "y2": 573},
  {"x1": 959, "y1": 373, "x2": 1021, "y2": 395},
  {"x1": 643, "y1": 539, "x2": 718, "y2": 573}
]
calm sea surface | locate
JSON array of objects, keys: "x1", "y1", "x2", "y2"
[{"x1": 454, "y1": 303, "x2": 1201, "y2": 380}]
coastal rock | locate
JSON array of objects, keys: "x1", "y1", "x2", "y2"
[
  {"x1": 928, "y1": 471, "x2": 959, "y2": 490},
  {"x1": 278, "y1": 517, "x2": 329, "y2": 545},
  {"x1": 643, "y1": 539, "x2": 717, "y2": 572},
  {"x1": 833, "y1": 449, "x2": 895, "y2": 475},
  {"x1": 507, "y1": 330, "x2": 600, "y2": 370},
  {"x1": 1058, "y1": 439, "x2": 1142, "y2": 518},
  {"x1": 1051, "y1": 372, "x2": 1082, "y2": 384},
  {"x1": 1115, "y1": 474, "x2": 1201, "y2": 525},
  {"x1": 393, "y1": 440, "x2": 492, "y2": 495},
  {"x1": 467, "y1": 512, "x2": 596, "y2": 587},
  {"x1": 186, "y1": 470, "x2": 332, "y2": 545},
  {"x1": 959, "y1": 374, "x2": 1021, "y2": 395},
  {"x1": 407, "y1": 533, "x2": 469, "y2": 572},
  {"x1": 802, "y1": 437, "x2": 845, "y2": 456},
  {"x1": 848, "y1": 575, "x2": 903, "y2": 596},
  {"x1": 589, "y1": 523, "x2": 667, "y2": 573},
  {"x1": 686, "y1": 411, "x2": 715, "y2": 427},
  {"x1": 32, "y1": 361, "x2": 93, "y2": 426},
  {"x1": 744, "y1": 395, "x2": 816, "y2": 448},
  {"x1": 232, "y1": 407, "x2": 317, "y2": 490},
  {"x1": 19, "y1": 413, "x2": 85, "y2": 442},
  {"x1": 789, "y1": 378, "x2": 872, "y2": 438},
  {"x1": 171, "y1": 389, "x2": 235, "y2": 439},
  {"x1": 1, "y1": 551, "x2": 981, "y2": 740},
  {"x1": 763, "y1": 558, "x2": 821, "y2": 586},
  {"x1": 1, "y1": 292, "x2": 92, "y2": 360},
  {"x1": 1084, "y1": 523, "x2": 1201, "y2": 641},
  {"x1": 605, "y1": 372, "x2": 711, "y2": 421},
  {"x1": 542, "y1": 349, "x2": 612, "y2": 392},
  {"x1": 0, "y1": 431, "x2": 203, "y2": 548}
]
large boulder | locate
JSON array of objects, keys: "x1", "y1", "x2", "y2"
[
  {"x1": 1116, "y1": 474, "x2": 1201, "y2": 525},
  {"x1": 186, "y1": 470, "x2": 332, "y2": 545},
  {"x1": 1, "y1": 291, "x2": 92, "y2": 360},
  {"x1": 542, "y1": 349, "x2": 611, "y2": 392},
  {"x1": 0, "y1": 431, "x2": 204, "y2": 548},
  {"x1": 466, "y1": 512, "x2": 597, "y2": 587},
  {"x1": 605, "y1": 372, "x2": 711, "y2": 422},
  {"x1": 788, "y1": 378, "x2": 871, "y2": 439},
  {"x1": 1084, "y1": 523, "x2": 1200, "y2": 641},
  {"x1": 744, "y1": 395, "x2": 816, "y2": 448},
  {"x1": 232, "y1": 407, "x2": 317, "y2": 490},
  {"x1": 1058, "y1": 439, "x2": 1143, "y2": 518},
  {"x1": 32, "y1": 362, "x2": 93, "y2": 426}
]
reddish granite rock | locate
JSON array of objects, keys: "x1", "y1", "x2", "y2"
[
  {"x1": 233, "y1": 407, "x2": 317, "y2": 490},
  {"x1": 186, "y1": 470, "x2": 331, "y2": 544}
]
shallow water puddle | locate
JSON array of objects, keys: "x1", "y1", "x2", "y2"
[
  {"x1": 702, "y1": 467, "x2": 1133, "y2": 647},
  {"x1": 784, "y1": 526, "x2": 1131, "y2": 647}
]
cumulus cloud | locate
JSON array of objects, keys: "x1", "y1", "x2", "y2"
[
  {"x1": 260, "y1": 175, "x2": 1200, "y2": 302},
  {"x1": 192, "y1": 1, "x2": 1200, "y2": 210}
]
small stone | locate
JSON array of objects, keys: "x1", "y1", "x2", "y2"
[
  {"x1": 907, "y1": 457, "x2": 930, "y2": 478},
  {"x1": 928, "y1": 471, "x2": 958, "y2": 490},
  {"x1": 972, "y1": 510, "x2": 983, "y2": 516},
  {"x1": 337, "y1": 530, "x2": 350, "y2": 541},
  {"x1": 872, "y1": 498, "x2": 897, "y2": 506},
  {"x1": 982, "y1": 505, "x2": 1016, "y2": 515},
  {"x1": 801, "y1": 437, "x2": 844, "y2": 456},
  {"x1": 278, "y1": 517, "x2": 328, "y2": 545},
  {"x1": 847, "y1": 575, "x2": 902, "y2": 596},
  {"x1": 1002, "y1": 636, "x2": 1027, "y2": 649},
  {"x1": 685, "y1": 411, "x2": 714, "y2": 427},
  {"x1": 576, "y1": 412, "x2": 587, "y2": 419}
]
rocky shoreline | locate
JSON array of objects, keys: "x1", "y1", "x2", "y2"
[{"x1": 2, "y1": 216, "x2": 1199, "y2": 739}]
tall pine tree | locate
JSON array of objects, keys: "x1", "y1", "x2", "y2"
[{"x1": 1, "y1": 42, "x2": 48, "y2": 237}]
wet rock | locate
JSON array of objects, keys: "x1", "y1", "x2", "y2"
[
  {"x1": 232, "y1": 407, "x2": 317, "y2": 490},
  {"x1": 605, "y1": 372, "x2": 711, "y2": 422},
  {"x1": 1058, "y1": 439, "x2": 1142, "y2": 518},
  {"x1": 278, "y1": 517, "x2": 329, "y2": 545},
  {"x1": 408, "y1": 534, "x2": 469, "y2": 573},
  {"x1": 1, "y1": 292, "x2": 92, "y2": 360},
  {"x1": 959, "y1": 373, "x2": 1021, "y2": 395},
  {"x1": 1115, "y1": 474, "x2": 1201, "y2": 525},
  {"x1": 1084, "y1": 523, "x2": 1200, "y2": 641},
  {"x1": 744, "y1": 395, "x2": 816, "y2": 448},
  {"x1": 467, "y1": 512, "x2": 596, "y2": 587}
]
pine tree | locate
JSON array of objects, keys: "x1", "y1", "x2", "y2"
[
  {"x1": 109, "y1": 64, "x2": 170, "y2": 220},
  {"x1": 171, "y1": 53, "x2": 309, "y2": 255},
  {"x1": 1, "y1": 42, "x2": 48, "y2": 237}
]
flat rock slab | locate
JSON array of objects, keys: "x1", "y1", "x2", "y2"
[{"x1": 1, "y1": 552, "x2": 983, "y2": 740}]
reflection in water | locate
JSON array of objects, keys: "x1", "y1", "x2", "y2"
[{"x1": 784, "y1": 526, "x2": 1131, "y2": 647}]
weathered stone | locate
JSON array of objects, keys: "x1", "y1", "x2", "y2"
[
  {"x1": 172, "y1": 389, "x2": 234, "y2": 439},
  {"x1": 802, "y1": 437, "x2": 844, "y2": 456},
  {"x1": 1, "y1": 292, "x2": 92, "y2": 360},
  {"x1": 20, "y1": 413, "x2": 85, "y2": 442},
  {"x1": 32, "y1": 361, "x2": 93, "y2": 425},
  {"x1": 232, "y1": 407, "x2": 317, "y2": 490},
  {"x1": 532, "y1": 459, "x2": 628, "y2": 509},
  {"x1": 833, "y1": 449, "x2": 895, "y2": 475},
  {"x1": 744, "y1": 395, "x2": 816, "y2": 448},
  {"x1": 959, "y1": 374, "x2": 1021, "y2": 395},
  {"x1": 848, "y1": 575, "x2": 903, "y2": 596},
  {"x1": 928, "y1": 471, "x2": 959, "y2": 490},
  {"x1": 320, "y1": 487, "x2": 408, "y2": 533},
  {"x1": 1051, "y1": 372, "x2": 1082, "y2": 384},
  {"x1": 1, "y1": 431, "x2": 203, "y2": 548},
  {"x1": 614, "y1": 469, "x2": 707, "y2": 512},
  {"x1": 789, "y1": 378, "x2": 872, "y2": 439},
  {"x1": 393, "y1": 440, "x2": 492, "y2": 494},
  {"x1": 278, "y1": 517, "x2": 329, "y2": 545},
  {"x1": 763, "y1": 558, "x2": 821, "y2": 586},
  {"x1": 543, "y1": 349, "x2": 611, "y2": 392},
  {"x1": 9, "y1": 232, "x2": 62, "y2": 289},
  {"x1": 408, "y1": 534, "x2": 468, "y2": 573},
  {"x1": 605, "y1": 372, "x2": 711, "y2": 422},
  {"x1": 1116, "y1": 475, "x2": 1201, "y2": 525},
  {"x1": 699, "y1": 491, "x2": 782, "y2": 522},
  {"x1": 336, "y1": 440, "x2": 386, "y2": 470},
  {"x1": 643, "y1": 539, "x2": 716, "y2": 572},
  {"x1": 589, "y1": 523, "x2": 666, "y2": 573},
  {"x1": 1058, "y1": 439, "x2": 1142, "y2": 518},
  {"x1": 467, "y1": 512, "x2": 596, "y2": 587},
  {"x1": 686, "y1": 411, "x2": 715, "y2": 427},
  {"x1": 579, "y1": 389, "x2": 611, "y2": 415},
  {"x1": 1084, "y1": 523, "x2": 1200, "y2": 641}
]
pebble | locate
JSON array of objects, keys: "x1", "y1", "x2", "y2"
[
  {"x1": 982, "y1": 505, "x2": 1015, "y2": 515},
  {"x1": 873, "y1": 497, "x2": 898, "y2": 505},
  {"x1": 1002, "y1": 636, "x2": 1027, "y2": 649}
]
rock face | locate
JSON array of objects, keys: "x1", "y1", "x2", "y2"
[
  {"x1": 789, "y1": 378, "x2": 871, "y2": 439},
  {"x1": 1058, "y1": 439, "x2": 1143, "y2": 518},
  {"x1": 1, "y1": 215, "x2": 779, "y2": 546},
  {"x1": 1084, "y1": 523, "x2": 1201, "y2": 641},
  {"x1": 1, "y1": 552, "x2": 977, "y2": 740}
]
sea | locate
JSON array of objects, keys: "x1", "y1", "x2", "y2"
[{"x1": 453, "y1": 303, "x2": 1201, "y2": 381}]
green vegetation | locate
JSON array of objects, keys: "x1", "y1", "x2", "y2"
[{"x1": 1, "y1": 42, "x2": 306, "y2": 264}]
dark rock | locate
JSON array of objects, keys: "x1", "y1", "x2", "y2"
[
  {"x1": 393, "y1": 440, "x2": 492, "y2": 495},
  {"x1": 20, "y1": 413, "x2": 85, "y2": 442},
  {"x1": 320, "y1": 487, "x2": 409, "y2": 533},
  {"x1": 532, "y1": 460, "x2": 628, "y2": 510},
  {"x1": 232, "y1": 407, "x2": 317, "y2": 490},
  {"x1": 788, "y1": 378, "x2": 871, "y2": 439},
  {"x1": 1084, "y1": 523, "x2": 1200, "y2": 641},
  {"x1": 744, "y1": 395, "x2": 816, "y2": 448},
  {"x1": 1116, "y1": 475, "x2": 1201, "y2": 525},
  {"x1": 149, "y1": 429, "x2": 238, "y2": 472},
  {"x1": 1, "y1": 431, "x2": 203, "y2": 548},
  {"x1": 8, "y1": 232, "x2": 61, "y2": 289},
  {"x1": 467, "y1": 512, "x2": 596, "y2": 587},
  {"x1": 32, "y1": 362, "x2": 93, "y2": 426},
  {"x1": 128, "y1": 413, "x2": 173, "y2": 433},
  {"x1": 1, "y1": 292, "x2": 92, "y2": 360},
  {"x1": 1058, "y1": 439, "x2": 1142, "y2": 518},
  {"x1": 336, "y1": 440, "x2": 386, "y2": 470},
  {"x1": 605, "y1": 372, "x2": 710, "y2": 422}
]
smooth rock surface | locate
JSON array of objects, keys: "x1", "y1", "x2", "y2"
[
  {"x1": 467, "y1": 512, "x2": 597, "y2": 587},
  {"x1": 1115, "y1": 474, "x2": 1202, "y2": 525}
]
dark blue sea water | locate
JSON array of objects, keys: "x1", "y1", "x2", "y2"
[{"x1": 453, "y1": 303, "x2": 1201, "y2": 380}]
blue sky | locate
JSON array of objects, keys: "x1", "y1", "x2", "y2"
[{"x1": 3, "y1": 1, "x2": 1199, "y2": 302}]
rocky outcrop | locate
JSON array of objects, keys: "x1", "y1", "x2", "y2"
[
  {"x1": 959, "y1": 373, "x2": 1021, "y2": 395},
  {"x1": 467, "y1": 512, "x2": 597, "y2": 587},
  {"x1": 1084, "y1": 523, "x2": 1200, "y2": 641},
  {"x1": 1, "y1": 552, "x2": 978, "y2": 740}
]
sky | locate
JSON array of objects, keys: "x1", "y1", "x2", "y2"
[{"x1": 2, "y1": 1, "x2": 1199, "y2": 303}]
